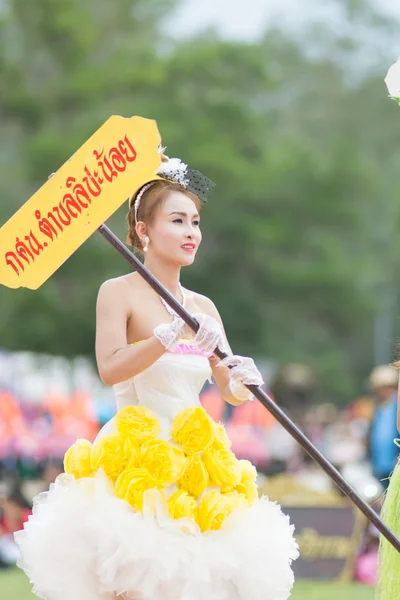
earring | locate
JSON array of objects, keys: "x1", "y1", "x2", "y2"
[{"x1": 143, "y1": 236, "x2": 150, "y2": 253}]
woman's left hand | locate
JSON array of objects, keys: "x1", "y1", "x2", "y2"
[{"x1": 217, "y1": 355, "x2": 264, "y2": 401}]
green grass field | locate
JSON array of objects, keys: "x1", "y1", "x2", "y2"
[{"x1": 0, "y1": 568, "x2": 375, "y2": 599}]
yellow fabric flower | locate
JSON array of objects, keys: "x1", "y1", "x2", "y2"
[
  {"x1": 203, "y1": 447, "x2": 241, "y2": 490},
  {"x1": 64, "y1": 439, "x2": 93, "y2": 479},
  {"x1": 140, "y1": 439, "x2": 187, "y2": 487},
  {"x1": 222, "y1": 489, "x2": 247, "y2": 510},
  {"x1": 115, "y1": 405, "x2": 161, "y2": 442},
  {"x1": 234, "y1": 459, "x2": 258, "y2": 505},
  {"x1": 239, "y1": 459, "x2": 257, "y2": 483},
  {"x1": 167, "y1": 489, "x2": 198, "y2": 521},
  {"x1": 91, "y1": 433, "x2": 138, "y2": 481},
  {"x1": 197, "y1": 490, "x2": 240, "y2": 532},
  {"x1": 178, "y1": 454, "x2": 209, "y2": 498},
  {"x1": 212, "y1": 422, "x2": 232, "y2": 450},
  {"x1": 171, "y1": 407, "x2": 214, "y2": 455},
  {"x1": 115, "y1": 467, "x2": 157, "y2": 511},
  {"x1": 236, "y1": 480, "x2": 259, "y2": 506}
]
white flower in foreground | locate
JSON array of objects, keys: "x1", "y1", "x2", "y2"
[{"x1": 385, "y1": 57, "x2": 400, "y2": 101}]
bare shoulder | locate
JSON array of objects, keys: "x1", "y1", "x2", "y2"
[
  {"x1": 97, "y1": 273, "x2": 141, "y2": 308},
  {"x1": 98, "y1": 272, "x2": 143, "y2": 294},
  {"x1": 98, "y1": 275, "x2": 129, "y2": 299},
  {"x1": 185, "y1": 289, "x2": 221, "y2": 319}
]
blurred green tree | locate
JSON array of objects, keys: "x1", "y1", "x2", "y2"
[{"x1": 1, "y1": 0, "x2": 400, "y2": 403}]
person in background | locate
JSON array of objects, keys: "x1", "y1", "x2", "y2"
[
  {"x1": 368, "y1": 364, "x2": 399, "y2": 490},
  {"x1": 0, "y1": 483, "x2": 31, "y2": 568},
  {"x1": 40, "y1": 459, "x2": 64, "y2": 492}
]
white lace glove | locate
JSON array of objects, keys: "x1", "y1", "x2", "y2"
[
  {"x1": 218, "y1": 355, "x2": 264, "y2": 401},
  {"x1": 154, "y1": 313, "x2": 225, "y2": 354},
  {"x1": 189, "y1": 313, "x2": 225, "y2": 355},
  {"x1": 153, "y1": 316, "x2": 187, "y2": 350}
]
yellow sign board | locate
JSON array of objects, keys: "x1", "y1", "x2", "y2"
[{"x1": 0, "y1": 116, "x2": 161, "y2": 290}]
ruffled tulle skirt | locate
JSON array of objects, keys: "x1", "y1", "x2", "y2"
[{"x1": 15, "y1": 406, "x2": 299, "y2": 600}]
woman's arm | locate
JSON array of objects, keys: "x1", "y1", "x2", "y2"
[
  {"x1": 95, "y1": 279, "x2": 166, "y2": 386},
  {"x1": 196, "y1": 296, "x2": 246, "y2": 406},
  {"x1": 210, "y1": 355, "x2": 245, "y2": 406}
]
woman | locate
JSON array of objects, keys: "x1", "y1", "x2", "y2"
[{"x1": 15, "y1": 153, "x2": 298, "y2": 600}]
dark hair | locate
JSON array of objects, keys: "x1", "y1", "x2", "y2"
[{"x1": 126, "y1": 180, "x2": 201, "y2": 252}]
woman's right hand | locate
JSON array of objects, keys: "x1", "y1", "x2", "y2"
[{"x1": 153, "y1": 317, "x2": 187, "y2": 350}]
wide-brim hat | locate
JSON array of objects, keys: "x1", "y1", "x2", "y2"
[{"x1": 368, "y1": 364, "x2": 398, "y2": 390}]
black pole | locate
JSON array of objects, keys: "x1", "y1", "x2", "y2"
[{"x1": 98, "y1": 222, "x2": 400, "y2": 554}]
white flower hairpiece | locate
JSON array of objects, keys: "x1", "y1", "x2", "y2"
[
  {"x1": 385, "y1": 57, "x2": 400, "y2": 103},
  {"x1": 134, "y1": 154, "x2": 189, "y2": 222},
  {"x1": 157, "y1": 157, "x2": 189, "y2": 187}
]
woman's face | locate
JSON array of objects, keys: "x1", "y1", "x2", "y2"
[{"x1": 147, "y1": 191, "x2": 202, "y2": 266}]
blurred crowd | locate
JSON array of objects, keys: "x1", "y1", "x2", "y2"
[{"x1": 0, "y1": 348, "x2": 399, "y2": 583}]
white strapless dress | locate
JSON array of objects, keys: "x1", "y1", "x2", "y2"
[{"x1": 15, "y1": 343, "x2": 299, "y2": 600}]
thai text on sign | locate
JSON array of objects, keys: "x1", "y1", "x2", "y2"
[{"x1": 0, "y1": 116, "x2": 161, "y2": 290}]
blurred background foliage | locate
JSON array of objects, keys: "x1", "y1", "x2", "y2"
[{"x1": 1, "y1": 0, "x2": 400, "y2": 403}]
